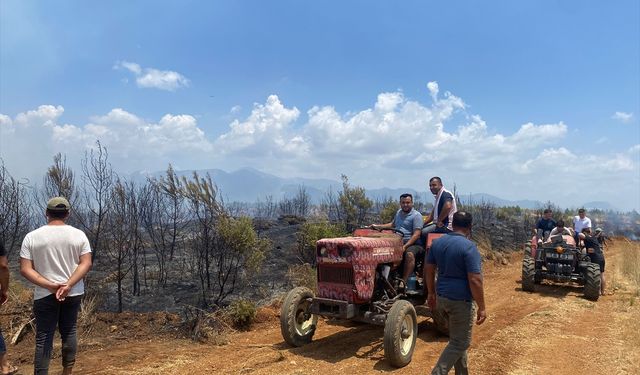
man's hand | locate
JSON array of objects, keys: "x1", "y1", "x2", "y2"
[
  {"x1": 56, "y1": 284, "x2": 71, "y2": 301},
  {"x1": 0, "y1": 290, "x2": 7, "y2": 305},
  {"x1": 436, "y1": 221, "x2": 444, "y2": 228},
  {"x1": 476, "y1": 309, "x2": 487, "y2": 325},
  {"x1": 427, "y1": 293, "x2": 436, "y2": 311}
]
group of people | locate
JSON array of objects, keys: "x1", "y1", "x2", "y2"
[
  {"x1": 535, "y1": 207, "x2": 609, "y2": 296},
  {"x1": 371, "y1": 178, "x2": 614, "y2": 374},
  {"x1": 1, "y1": 197, "x2": 92, "y2": 375},
  {"x1": 372, "y1": 177, "x2": 483, "y2": 375}
]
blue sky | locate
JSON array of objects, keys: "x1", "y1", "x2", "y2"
[{"x1": 1, "y1": 1, "x2": 639, "y2": 210}]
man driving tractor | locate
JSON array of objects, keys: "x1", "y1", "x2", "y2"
[{"x1": 371, "y1": 193, "x2": 423, "y2": 288}]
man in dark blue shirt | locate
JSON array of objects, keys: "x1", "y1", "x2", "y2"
[
  {"x1": 426, "y1": 211, "x2": 486, "y2": 375},
  {"x1": 536, "y1": 209, "x2": 556, "y2": 243}
]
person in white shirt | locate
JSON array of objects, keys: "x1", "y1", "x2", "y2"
[
  {"x1": 573, "y1": 208, "x2": 591, "y2": 233},
  {"x1": 545, "y1": 219, "x2": 574, "y2": 243},
  {"x1": 573, "y1": 208, "x2": 592, "y2": 244},
  {"x1": 20, "y1": 197, "x2": 92, "y2": 375}
]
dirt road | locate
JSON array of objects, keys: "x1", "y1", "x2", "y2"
[{"x1": 9, "y1": 241, "x2": 640, "y2": 374}]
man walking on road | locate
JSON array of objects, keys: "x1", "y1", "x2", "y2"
[
  {"x1": 20, "y1": 197, "x2": 92, "y2": 375},
  {"x1": 425, "y1": 211, "x2": 486, "y2": 375}
]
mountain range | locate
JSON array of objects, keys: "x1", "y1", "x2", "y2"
[{"x1": 130, "y1": 167, "x2": 619, "y2": 211}]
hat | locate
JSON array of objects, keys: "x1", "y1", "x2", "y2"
[
  {"x1": 595, "y1": 228, "x2": 603, "y2": 233},
  {"x1": 47, "y1": 197, "x2": 70, "y2": 211}
]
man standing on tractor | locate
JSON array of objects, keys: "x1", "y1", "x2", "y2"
[
  {"x1": 422, "y1": 177, "x2": 457, "y2": 237},
  {"x1": 371, "y1": 193, "x2": 424, "y2": 287},
  {"x1": 573, "y1": 208, "x2": 592, "y2": 245},
  {"x1": 535, "y1": 209, "x2": 556, "y2": 244},
  {"x1": 425, "y1": 211, "x2": 486, "y2": 375}
]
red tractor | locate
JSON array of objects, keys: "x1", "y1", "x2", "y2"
[
  {"x1": 522, "y1": 234, "x2": 601, "y2": 301},
  {"x1": 280, "y1": 228, "x2": 447, "y2": 367}
]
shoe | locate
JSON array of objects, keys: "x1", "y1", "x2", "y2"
[
  {"x1": 396, "y1": 279, "x2": 406, "y2": 293},
  {"x1": 1, "y1": 365, "x2": 18, "y2": 375}
]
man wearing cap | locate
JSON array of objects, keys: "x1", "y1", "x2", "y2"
[
  {"x1": 594, "y1": 228, "x2": 610, "y2": 252},
  {"x1": 20, "y1": 197, "x2": 92, "y2": 375}
]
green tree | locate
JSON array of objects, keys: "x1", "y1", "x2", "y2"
[
  {"x1": 296, "y1": 220, "x2": 347, "y2": 265},
  {"x1": 338, "y1": 174, "x2": 373, "y2": 232}
]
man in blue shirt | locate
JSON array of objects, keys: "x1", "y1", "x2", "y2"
[
  {"x1": 535, "y1": 208, "x2": 556, "y2": 244},
  {"x1": 371, "y1": 193, "x2": 423, "y2": 285},
  {"x1": 426, "y1": 211, "x2": 486, "y2": 375}
]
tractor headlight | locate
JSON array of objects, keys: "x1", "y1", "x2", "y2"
[
  {"x1": 319, "y1": 247, "x2": 327, "y2": 257},
  {"x1": 338, "y1": 245, "x2": 353, "y2": 258}
]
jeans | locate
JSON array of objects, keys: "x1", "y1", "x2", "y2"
[
  {"x1": 33, "y1": 294, "x2": 82, "y2": 375},
  {"x1": 0, "y1": 328, "x2": 5, "y2": 354},
  {"x1": 431, "y1": 296, "x2": 476, "y2": 375}
]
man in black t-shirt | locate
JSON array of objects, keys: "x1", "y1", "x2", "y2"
[{"x1": 535, "y1": 209, "x2": 556, "y2": 244}]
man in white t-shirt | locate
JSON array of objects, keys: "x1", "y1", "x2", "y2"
[
  {"x1": 573, "y1": 208, "x2": 592, "y2": 244},
  {"x1": 20, "y1": 197, "x2": 92, "y2": 375}
]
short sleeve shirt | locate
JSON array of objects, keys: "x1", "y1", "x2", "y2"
[
  {"x1": 536, "y1": 218, "x2": 556, "y2": 232},
  {"x1": 393, "y1": 208, "x2": 424, "y2": 245},
  {"x1": 582, "y1": 234, "x2": 602, "y2": 255},
  {"x1": 436, "y1": 191, "x2": 454, "y2": 228},
  {"x1": 573, "y1": 216, "x2": 592, "y2": 234},
  {"x1": 426, "y1": 232, "x2": 481, "y2": 301},
  {"x1": 20, "y1": 225, "x2": 92, "y2": 300}
]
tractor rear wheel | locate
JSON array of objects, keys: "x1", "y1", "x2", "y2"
[
  {"x1": 431, "y1": 307, "x2": 449, "y2": 336},
  {"x1": 522, "y1": 256, "x2": 536, "y2": 292},
  {"x1": 583, "y1": 263, "x2": 601, "y2": 301}
]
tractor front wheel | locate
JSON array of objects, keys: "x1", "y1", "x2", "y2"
[
  {"x1": 384, "y1": 300, "x2": 417, "y2": 368},
  {"x1": 280, "y1": 287, "x2": 318, "y2": 347}
]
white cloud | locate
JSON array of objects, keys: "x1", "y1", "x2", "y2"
[
  {"x1": 214, "y1": 95, "x2": 302, "y2": 157},
  {"x1": 1, "y1": 82, "x2": 639, "y2": 210},
  {"x1": 612, "y1": 111, "x2": 633, "y2": 123},
  {"x1": 0, "y1": 106, "x2": 212, "y2": 179},
  {"x1": 114, "y1": 61, "x2": 190, "y2": 91}
]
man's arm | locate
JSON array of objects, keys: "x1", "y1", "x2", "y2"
[
  {"x1": 20, "y1": 257, "x2": 61, "y2": 294},
  {"x1": 372, "y1": 221, "x2": 394, "y2": 230},
  {"x1": 56, "y1": 253, "x2": 92, "y2": 300},
  {"x1": 436, "y1": 201, "x2": 453, "y2": 227},
  {"x1": 403, "y1": 229, "x2": 421, "y2": 250},
  {"x1": 424, "y1": 211, "x2": 434, "y2": 225},
  {"x1": 468, "y1": 272, "x2": 486, "y2": 325},
  {"x1": 0, "y1": 256, "x2": 9, "y2": 305}
]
